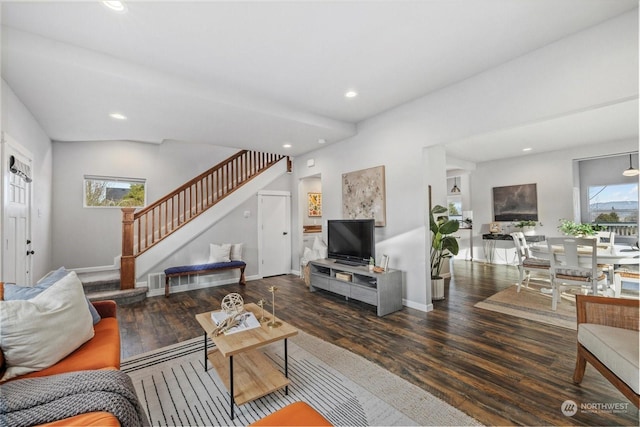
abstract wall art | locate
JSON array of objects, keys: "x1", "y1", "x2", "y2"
[{"x1": 342, "y1": 165, "x2": 386, "y2": 226}]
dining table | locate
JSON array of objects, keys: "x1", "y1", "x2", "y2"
[{"x1": 529, "y1": 242, "x2": 640, "y2": 266}]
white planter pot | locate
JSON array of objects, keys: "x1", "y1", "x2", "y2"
[
  {"x1": 431, "y1": 277, "x2": 445, "y2": 301},
  {"x1": 523, "y1": 226, "x2": 536, "y2": 236}
]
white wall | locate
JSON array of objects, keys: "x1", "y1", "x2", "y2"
[
  {"x1": 290, "y1": 9, "x2": 638, "y2": 311},
  {"x1": 1, "y1": 80, "x2": 54, "y2": 281}
]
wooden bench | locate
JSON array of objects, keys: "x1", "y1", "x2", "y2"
[{"x1": 164, "y1": 261, "x2": 246, "y2": 297}]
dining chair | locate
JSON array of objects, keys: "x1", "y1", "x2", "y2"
[
  {"x1": 595, "y1": 230, "x2": 616, "y2": 279},
  {"x1": 510, "y1": 232, "x2": 550, "y2": 292},
  {"x1": 610, "y1": 270, "x2": 640, "y2": 298},
  {"x1": 595, "y1": 230, "x2": 615, "y2": 248},
  {"x1": 546, "y1": 237, "x2": 608, "y2": 311}
]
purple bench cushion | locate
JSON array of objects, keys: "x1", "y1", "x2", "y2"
[{"x1": 164, "y1": 261, "x2": 246, "y2": 276}]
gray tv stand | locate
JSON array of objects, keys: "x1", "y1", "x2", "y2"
[{"x1": 308, "y1": 259, "x2": 403, "y2": 316}]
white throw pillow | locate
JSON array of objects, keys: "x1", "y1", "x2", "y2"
[
  {"x1": 209, "y1": 243, "x2": 231, "y2": 263},
  {"x1": 313, "y1": 236, "x2": 328, "y2": 259},
  {"x1": 230, "y1": 243, "x2": 244, "y2": 261},
  {"x1": 0, "y1": 271, "x2": 95, "y2": 381},
  {"x1": 301, "y1": 246, "x2": 318, "y2": 265}
]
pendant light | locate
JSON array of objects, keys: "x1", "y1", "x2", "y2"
[
  {"x1": 622, "y1": 154, "x2": 639, "y2": 177},
  {"x1": 450, "y1": 177, "x2": 461, "y2": 193}
]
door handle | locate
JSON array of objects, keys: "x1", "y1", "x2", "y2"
[
  {"x1": 283, "y1": 232, "x2": 288, "y2": 235},
  {"x1": 26, "y1": 250, "x2": 35, "y2": 255}
]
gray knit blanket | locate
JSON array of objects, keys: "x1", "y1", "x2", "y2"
[{"x1": 0, "y1": 370, "x2": 149, "y2": 427}]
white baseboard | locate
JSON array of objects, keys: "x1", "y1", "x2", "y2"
[{"x1": 403, "y1": 299, "x2": 432, "y2": 312}]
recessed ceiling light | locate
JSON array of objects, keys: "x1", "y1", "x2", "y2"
[
  {"x1": 109, "y1": 112, "x2": 127, "y2": 120},
  {"x1": 318, "y1": 139, "x2": 326, "y2": 144},
  {"x1": 345, "y1": 90, "x2": 358, "y2": 98},
  {"x1": 102, "y1": 1, "x2": 128, "y2": 13},
  {"x1": 522, "y1": 147, "x2": 532, "y2": 152},
  {"x1": 283, "y1": 143, "x2": 292, "y2": 149}
]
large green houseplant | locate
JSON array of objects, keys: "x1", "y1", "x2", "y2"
[{"x1": 430, "y1": 204, "x2": 459, "y2": 300}]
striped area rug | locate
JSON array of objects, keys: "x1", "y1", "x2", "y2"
[{"x1": 122, "y1": 331, "x2": 480, "y2": 426}]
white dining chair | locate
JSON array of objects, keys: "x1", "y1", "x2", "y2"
[
  {"x1": 595, "y1": 230, "x2": 616, "y2": 279},
  {"x1": 511, "y1": 232, "x2": 550, "y2": 292},
  {"x1": 610, "y1": 270, "x2": 640, "y2": 298},
  {"x1": 546, "y1": 237, "x2": 608, "y2": 311},
  {"x1": 595, "y1": 230, "x2": 615, "y2": 248}
]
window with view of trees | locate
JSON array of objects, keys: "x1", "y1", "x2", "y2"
[
  {"x1": 588, "y1": 183, "x2": 638, "y2": 224},
  {"x1": 448, "y1": 198, "x2": 462, "y2": 220},
  {"x1": 84, "y1": 176, "x2": 146, "y2": 207}
]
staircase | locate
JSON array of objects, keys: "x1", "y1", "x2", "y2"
[
  {"x1": 85, "y1": 149, "x2": 293, "y2": 304},
  {"x1": 77, "y1": 270, "x2": 148, "y2": 305}
]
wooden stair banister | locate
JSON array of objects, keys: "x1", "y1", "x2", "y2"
[{"x1": 120, "y1": 150, "x2": 290, "y2": 289}]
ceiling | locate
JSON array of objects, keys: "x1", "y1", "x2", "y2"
[{"x1": 1, "y1": 1, "x2": 638, "y2": 160}]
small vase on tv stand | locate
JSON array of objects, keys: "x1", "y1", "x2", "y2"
[{"x1": 431, "y1": 276, "x2": 445, "y2": 301}]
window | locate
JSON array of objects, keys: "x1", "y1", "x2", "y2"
[
  {"x1": 84, "y1": 176, "x2": 146, "y2": 207},
  {"x1": 588, "y1": 183, "x2": 638, "y2": 224},
  {"x1": 448, "y1": 196, "x2": 462, "y2": 221}
]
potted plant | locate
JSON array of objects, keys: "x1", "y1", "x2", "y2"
[
  {"x1": 558, "y1": 219, "x2": 603, "y2": 237},
  {"x1": 430, "y1": 204, "x2": 459, "y2": 301},
  {"x1": 513, "y1": 220, "x2": 541, "y2": 236}
]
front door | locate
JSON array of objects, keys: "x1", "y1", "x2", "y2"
[
  {"x1": 258, "y1": 191, "x2": 291, "y2": 277},
  {"x1": 1, "y1": 133, "x2": 33, "y2": 285}
]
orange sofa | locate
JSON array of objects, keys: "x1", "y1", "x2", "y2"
[
  {"x1": 1, "y1": 300, "x2": 121, "y2": 382},
  {"x1": 0, "y1": 285, "x2": 124, "y2": 426}
]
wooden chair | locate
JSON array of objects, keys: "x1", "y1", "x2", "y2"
[
  {"x1": 546, "y1": 237, "x2": 607, "y2": 311},
  {"x1": 573, "y1": 295, "x2": 639, "y2": 408},
  {"x1": 510, "y1": 232, "x2": 550, "y2": 292}
]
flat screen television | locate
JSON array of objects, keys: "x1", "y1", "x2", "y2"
[{"x1": 327, "y1": 219, "x2": 375, "y2": 266}]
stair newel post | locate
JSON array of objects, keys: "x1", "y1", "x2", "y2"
[
  {"x1": 121, "y1": 207, "x2": 136, "y2": 290},
  {"x1": 286, "y1": 156, "x2": 292, "y2": 173}
]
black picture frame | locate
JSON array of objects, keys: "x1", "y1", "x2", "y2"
[{"x1": 492, "y1": 183, "x2": 538, "y2": 221}]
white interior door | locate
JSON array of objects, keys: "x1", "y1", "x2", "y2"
[
  {"x1": 258, "y1": 191, "x2": 291, "y2": 277},
  {"x1": 1, "y1": 134, "x2": 33, "y2": 285}
]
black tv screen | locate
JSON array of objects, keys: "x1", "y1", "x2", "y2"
[{"x1": 327, "y1": 219, "x2": 375, "y2": 266}]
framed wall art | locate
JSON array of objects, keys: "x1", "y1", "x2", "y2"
[
  {"x1": 308, "y1": 192, "x2": 322, "y2": 217},
  {"x1": 342, "y1": 165, "x2": 386, "y2": 226},
  {"x1": 492, "y1": 183, "x2": 538, "y2": 221}
]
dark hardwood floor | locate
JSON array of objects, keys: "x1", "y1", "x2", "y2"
[{"x1": 118, "y1": 261, "x2": 639, "y2": 426}]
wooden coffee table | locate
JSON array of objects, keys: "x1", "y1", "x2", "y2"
[{"x1": 195, "y1": 303, "x2": 298, "y2": 419}]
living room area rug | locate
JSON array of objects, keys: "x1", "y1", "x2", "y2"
[
  {"x1": 122, "y1": 330, "x2": 481, "y2": 426},
  {"x1": 474, "y1": 283, "x2": 577, "y2": 330}
]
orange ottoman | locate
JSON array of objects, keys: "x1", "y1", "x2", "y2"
[{"x1": 251, "y1": 402, "x2": 332, "y2": 426}]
